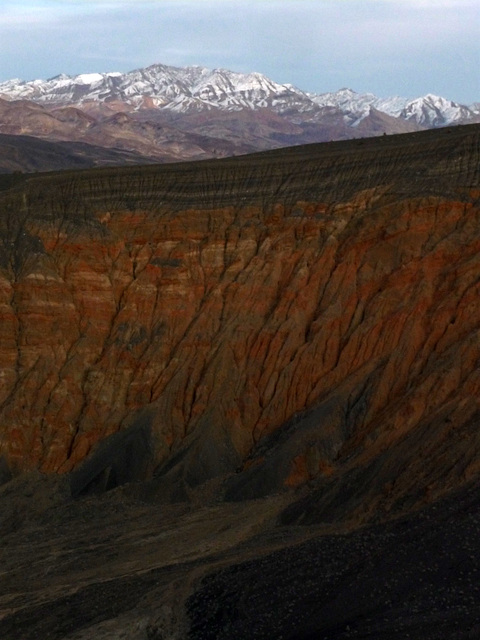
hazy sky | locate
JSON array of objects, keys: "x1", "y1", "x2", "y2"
[{"x1": 0, "y1": 0, "x2": 478, "y2": 104}]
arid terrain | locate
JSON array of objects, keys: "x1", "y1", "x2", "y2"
[
  {"x1": 1, "y1": 62, "x2": 478, "y2": 173},
  {"x1": 0, "y1": 124, "x2": 480, "y2": 638}
]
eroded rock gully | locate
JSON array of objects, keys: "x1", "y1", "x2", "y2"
[
  {"x1": 1, "y1": 125, "x2": 480, "y2": 640},
  {"x1": 0, "y1": 125, "x2": 479, "y2": 518}
]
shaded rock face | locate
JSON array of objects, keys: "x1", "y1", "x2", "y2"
[{"x1": 0, "y1": 125, "x2": 479, "y2": 519}]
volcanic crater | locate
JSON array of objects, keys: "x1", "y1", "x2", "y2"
[{"x1": 1, "y1": 124, "x2": 480, "y2": 639}]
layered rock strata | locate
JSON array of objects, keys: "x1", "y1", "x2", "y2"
[{"x1": 0, "y1": 125, "x2": 479, "y2": 517}]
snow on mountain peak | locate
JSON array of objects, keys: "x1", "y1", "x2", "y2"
[
  {"x1": 400, "y1": 93, "x2": 472, "y2": 126},
  {"x1": 75, "y1": 73, "x2": 105, "y2": 85},
  {"x1": 0, "y1": 62, "x2": 476, "y2": 127}
]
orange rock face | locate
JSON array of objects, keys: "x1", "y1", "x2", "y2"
[{"x1": 0, "y1": 126, "x2": 479, "y2": 515}]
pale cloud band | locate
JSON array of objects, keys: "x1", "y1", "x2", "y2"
[{"x1": 0, "y1": 0, "x2": 478, "y2": 104}]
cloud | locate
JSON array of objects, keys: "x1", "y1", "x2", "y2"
[
  {"x1": 398, "y1": 0, "x2": 477, "y2": 6},
  {"x1": 0, "y1": 0, "x2": 478, "y2": 103}
]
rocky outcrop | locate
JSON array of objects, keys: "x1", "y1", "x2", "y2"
[{"x1": 0, "y1": 125, "x2": 479, "y2": 520}]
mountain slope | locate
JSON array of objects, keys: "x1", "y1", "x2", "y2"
[
  {"x1": 0, "y1": 93, "x2": 419, "y2": 173},
  {"x1": 0, "y1": 62, "x2": 477, "y2": 171},
  {"x1": 0, "y1": 64, "x2": 309, "y2": 114},
  {"x1": 1, "y1": 62, "x2": 477, "y2": 128},
  {"x1": 0, "y1": 133, "x2": 159, "y2": 173},
  {"x1": 400, "y1": 93, "x2": 478, "y2": 127},
  {"x1": 0, "y1": 124, "x2": 479, "y2": 639},
  {"x1": 0, "y1": 97, "x2": 254, "y2": 164}
]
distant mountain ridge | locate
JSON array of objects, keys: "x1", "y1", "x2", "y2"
[
  {"x1": 1, "y1": 62, "x2": 478, "y2": 128},
  {"x1": 0, "y1": 63, "x2": 478, "y2": 172}
]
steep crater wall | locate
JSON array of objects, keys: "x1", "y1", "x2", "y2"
[{"x1": 0, "y1": 125, "x2": 479, "y2": 518}]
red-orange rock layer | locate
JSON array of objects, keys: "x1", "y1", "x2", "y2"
[{"x1": 0, "y1": 126, "x2": 479, "y2": 513}]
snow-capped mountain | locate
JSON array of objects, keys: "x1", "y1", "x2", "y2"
[
  {"x1": 308, "y1": 87, "x2": 477, "y2": 128},
  {"x1": 0, "y1": 62, "x2": 476, "y2": 129},
  {"x1": 0, "y1": 62, "x2": 478, "y2": 173},
  {"x1": 0, "y1": 64, "x2": 310, "y2": 114},
  {"x1": 309, "y1": 88, "x2": 408, "y2": 122},
  {"x1": 398, "y1": 94, "x2": 475, "y2": 127}
]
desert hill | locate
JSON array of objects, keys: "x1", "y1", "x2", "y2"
[
  {"x1": 0, "y1": 94, "x2": 419, "y2": 173},
  {"x1": 0, "y1": 132, "x2": 159, "y2": 174},
  {"x1": 0, "y1": 97, "x2": 254, "y2": 170},
  {"x1": 0, "y1": 124, "x2": 480, "y2": 638}
]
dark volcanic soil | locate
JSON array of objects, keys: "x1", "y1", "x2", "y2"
[
  {"x1": 1, "y1": 475, "x2": 480, "y2": 639},
  {"x1": 187, "y1": 484, "x2": 480, "y2": 640}
]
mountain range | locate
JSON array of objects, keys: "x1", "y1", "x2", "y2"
[{"x1": 0, "y1": 62, "x2": 479, "y2": 171}]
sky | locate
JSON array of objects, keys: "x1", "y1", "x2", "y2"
[{"x1": 0, "y1": 0, "x2": 478, "y2": 104}]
